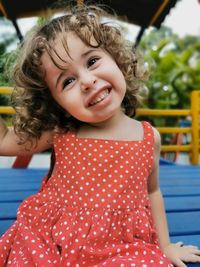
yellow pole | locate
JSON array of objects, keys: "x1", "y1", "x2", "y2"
[
  {"x1": 0, "y1": 87, "x2": 14, "y2": 114},
  {"x1": 0, "y1": 2, "x2": 8, "y2": 17},
  {"x1": 0, "y1": 106, "x2": 15, "y2": 114},
  {"x1": 0, "y1": 87, "x2": 13, "y2": 94},
  {"x1": 191, "y1": 91, "x2": 200, "y2": 164},
  {"x1": 149, "y1": 0, "x2": 170, "y2": 26},
  {"x1": 137, "y1": 109, "x2": 191, "y2": 116}
]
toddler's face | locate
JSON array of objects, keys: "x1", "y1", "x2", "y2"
[{"x1": 41, "y1": 31, "x2": 127, "y2": 125}]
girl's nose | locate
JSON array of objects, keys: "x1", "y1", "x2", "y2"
[{"x1": 80, "y1": 74, "x2": 97, "y2": 93}]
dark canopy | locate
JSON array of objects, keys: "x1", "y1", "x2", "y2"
[{"x1": 0, "y1": 0, "x2": 180, "y2": 44}]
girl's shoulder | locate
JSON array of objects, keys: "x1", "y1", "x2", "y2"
[
  {"x1": 140, "y1": 120, "x2": 161, "y2": 149},
  {"x1": 138, "y1": 120, "x2": 158, "y2": 143}
]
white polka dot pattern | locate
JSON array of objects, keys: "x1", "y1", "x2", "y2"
[{"x1": 0, "y1": 121, "x2": 173, "y2": 266}]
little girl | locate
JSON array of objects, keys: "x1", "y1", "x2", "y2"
[{"x1": 0, "y1": 4, "x2": 200, "y2": 267}]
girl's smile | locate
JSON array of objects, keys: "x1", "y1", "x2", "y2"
[
  {"x1": 87, "y1": 87, "x2": 111, "y2": 107},
  {"x1": 41, "y1": 32, "x2": 127, "y2": 125}
]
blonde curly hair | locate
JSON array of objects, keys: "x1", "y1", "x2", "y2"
[{"x1": 11, "y1": 4, "x2": 146, "y2": 144}]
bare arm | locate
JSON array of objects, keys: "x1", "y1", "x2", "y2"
[
  {"x1": 0, "y1": 116, "x2": 53, "y2": 156},
  {"x1": 148, "y1": 127, "x2": 200, "y2": 267},
  {"x1": 148, "y1": 127, "x2": 170, "y2": 249}
]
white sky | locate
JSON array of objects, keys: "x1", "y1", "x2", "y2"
[{"x1": 164, "y1": 0, "x2": 200, "y2": 37}]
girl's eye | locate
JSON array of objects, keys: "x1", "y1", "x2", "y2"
[
  {"x1": 62, "y1": 78, "x2": 75, "y2": 89},
  {"x1": 87, "y1": 57, "x2": 99, "y2": 68}
]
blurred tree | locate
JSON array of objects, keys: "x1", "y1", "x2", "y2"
[
  {"x1": 0, "y1": 17, "x2": 18, "y2": 85},
  {"x1": 139, "y1": 26, "x2": 200, "y2": 112},
  {"x1": 0, "y1": 17, "x2": 18, "y2": 113},
  {"x1": 138, "y1": 26, "x2": 200, "y2": 154}
]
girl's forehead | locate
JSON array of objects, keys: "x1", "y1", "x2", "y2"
[
  {"x1": 41, "y1": 32, "x2": 99, "y2": 69},
  {"x1": 53, "y1": 30, "x2": 98, "y2": 46},
  {"x1": 48, "y1": 31, "x2": 98, "y2": 56}
]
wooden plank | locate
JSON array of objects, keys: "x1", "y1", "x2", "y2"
[
  {"x1": 0, "y1": 202, "x2": 19, "y2": 219},
  {"x1": 0, "y1": 220, "x2": 15, "y2": 236},
  {"x1": 0, "y1": 191, "x2": 37, "y2": 202},
  {"x1": 167, "y1": 211, "x2": 200, "y2": 236},
  {"x1": 0, "y1": 168, "x2": 47, "y2": 178},
  {"x1": 162, "y1": 186, "x2": 200, "y2": 197},
  {"x1": 0, "y1": 184, "x2": 41, "y2": 191},
  {"x1": 171, "y1": 235, "x2": 200, "y2": 246},
  {"x1": 164, "y1": 196, "x2": 200, "y2": 212},
  {"x1": 187, "y1": 263, "x2": 200, "y2": 267}
]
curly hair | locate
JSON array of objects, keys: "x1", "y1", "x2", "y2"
[{"x1": 11, "y1": 4, "x2": 147, "y2": 145}]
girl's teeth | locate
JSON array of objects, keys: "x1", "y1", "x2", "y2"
[{"x1": 90, "y1": 89, "x2": 109, "y2": 106}]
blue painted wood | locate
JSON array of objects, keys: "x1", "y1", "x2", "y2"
[
  {"x1": 171, "y1": 235, "x2": 200, "y2": 245},
  {"x1": 164, "y1": 196, "x2": 200, "y2": 212},
  {"x1": 0, "y1": 191, "x2": 37, "y2": 202},
  {"x1": 0, "y1": 202, "x2": 20, "y2": 219},
  {"x1": 162, "y1": 186, "x2": 200, "y2": 197},
  {"x1": 167, "y1": 211, "x2": 200, "y2": 236},
  {"x1": 0, "y1": 220, "x2": 15, "y2": 236},
  {"x1": 0, "y1": 168, "x2": 47, "y2": 177},
  {"x1": 0, "y1": 183, "x2": 40, "y2": 191}
]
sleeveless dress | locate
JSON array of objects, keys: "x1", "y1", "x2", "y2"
[{"x1": 0, "y1": 121, "x2": 173, "y2": 267}]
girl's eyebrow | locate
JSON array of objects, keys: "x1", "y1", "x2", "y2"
[{"x1": 81, "y1": 48, "x2": 98, "y2": 57}]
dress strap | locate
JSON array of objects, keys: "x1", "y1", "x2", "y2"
[
  {"x1": 142, "y1": 121, "x2": 154, "y2": 144},
  {"x1": 141, "y1": 121, "x2": 155, "y2": 173}
]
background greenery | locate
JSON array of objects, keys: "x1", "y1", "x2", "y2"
[
  {"x1": 135, "y1": 26, "x2": 200, "y2": 132},
  {"x1": 0, "y1": 17, "x2": 17, "y2": 109},
  {"x1": 139, "y1": 26, "x2": 200, "y2": 110}
]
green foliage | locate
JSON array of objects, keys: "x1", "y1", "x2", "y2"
[
  {"x1": 0, "y1": 18, "x2": 18, "y2": 107},
  {"x1": 138, "y1": 26, "x2": 200, "y2": 133},
  {"x1": 139, "y1": 26, "x2": 200, "y2": 112},
  {"x1": 0, "y1": 50, "x2": 18, "y2": 86},
  {"x1": 0, "y1": 17, "x2": 18, "y2": 114}
]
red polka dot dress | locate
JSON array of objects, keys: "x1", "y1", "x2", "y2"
[{"x1": 0, "y1": 121, "x2": 173, "y2": 266}]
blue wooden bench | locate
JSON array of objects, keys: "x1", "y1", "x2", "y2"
[{"x1": 0, "y1": 164, "x2": 200, "y2": 266}]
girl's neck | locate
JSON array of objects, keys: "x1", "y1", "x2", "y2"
[
  {"x1": 90, "y1": 109, "x2": 126, "y2": 129},
  {"x1": 77, "y1": 111, "x2": 139, "y2": 141}
]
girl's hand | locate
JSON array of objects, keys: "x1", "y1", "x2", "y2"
[{"x1": 163, "y1": 242, "x2": 200, "y2": 267}]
